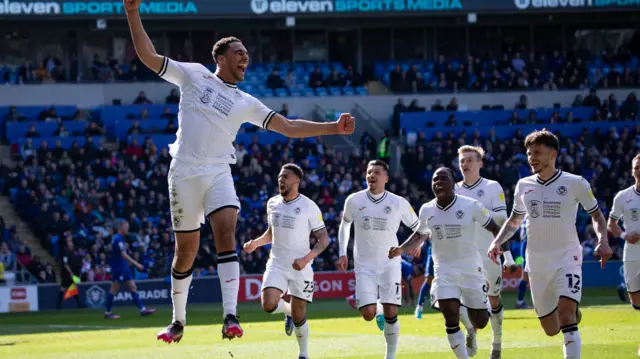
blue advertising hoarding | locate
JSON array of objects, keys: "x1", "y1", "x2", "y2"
[
  {"x1": 0, "y1": 0, "x2": 637, "y2": 17},
  {"x1": 38, "y1": 276, "x2": 221, "y2": 310}
]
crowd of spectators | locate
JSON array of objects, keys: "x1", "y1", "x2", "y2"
[
  {"x1": 388, "y1": 49, "x2": 640, "y2": 94},
  {"x1": 0, "y1": 215, "x2": 57, "y2": 285}
]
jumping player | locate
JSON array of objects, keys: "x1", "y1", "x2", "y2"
[
  {"x1": 243, "y1": 164, "x2": 328, "y2": 359},
  {"x1": 608, "y1": 153, "x2": 640, "y2": 310},
  {"x1": 455, "y1": 145, "x2": 514, "y2": 358},
  {"x1": 390, "y1": 167, "x2": 500, "y2": 359},
  {"x1": 488, "y1": 129, "x2": 613, "y2": 359},
  {"x1": 337, "y1": 160, "x2": 420, "y2": 359},
  {"x1": 123, "y1": 0, "x2": 355, "y2": 343},
  {"x1": 104, "y1": 220, "x2": 156, "y2": 319}
]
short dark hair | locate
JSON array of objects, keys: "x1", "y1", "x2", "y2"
[
  {"x1": 212, "y1": 37, "x2": 241, "y2": 64},
  {"x1": 634, "y1": 153, "x2": 640, "y2": 163},
  {"x1": 367, "y1": 159, "x2": 389, "y2": 173},
  {"x1": 282, "y1": 163, "x2": 303, "y2": 179},
  {"x1": 436, "y1": 166, "x2": 456, "y2": 181},
  {"x1": 524, "y1": 129, "x2": 559, "y2": 151}
]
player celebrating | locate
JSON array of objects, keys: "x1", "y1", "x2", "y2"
[
  {"x1": 123, "y1": 0, "x2": 355, "y2": 343},
  {"x1": 455, "y1": 145, "x2": 514, "y2": 358},
  {"x1": 104, "y1": 220, "x2": 156, "y2": 319},
  {"x1": 390, "y1": 167, "x2": 499, "y2": 359},
  {"x1": 337, "y1": 160, "x2": 419, "y2": 359},
  {"x1": 243, "y1": 164, "x2": 329, "y2": 359},
  {"x1": 608, "y1": 153, "x2": 640, "y2": 310},
  {"x1": 488, "y1": 129, "x2": 613, "y2": 359}
]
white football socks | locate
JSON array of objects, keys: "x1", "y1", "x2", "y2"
[
  {"x1": 294, "y1": 317, "x2": 309, "y2": 358},
  {"x1": 561, "y1": 324, "x2": 581, "y2": 359},
  {"x1": 217, "y1": 252, "x2": 240, "y2": 317},
  {"x1": 384, "y1": 316, "x2": 399, "y2": 359},
  {"x1": 446, "y1": 325, "x2": 469, "y2": 359},
  {"x1": 171, "y1": 267, "x2": 193, "y2": 325}
]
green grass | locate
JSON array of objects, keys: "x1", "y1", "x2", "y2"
[{"x1": 0, "y1": 288, "x2": 637, "y2": 358}]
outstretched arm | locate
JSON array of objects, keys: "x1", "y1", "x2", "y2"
[
  {"x1": 267, "y1": 113, "x2": 355, "y2": 138},
  {"x1": 124, "y1": 0, "x2": 164, "y2": 73}
]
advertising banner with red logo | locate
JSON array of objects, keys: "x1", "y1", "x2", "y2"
[
  {"x1": 238, "y1": 271, "x2": 356, "y2": 302},
  {"x1": 0, "y1": 285, "x2": 39, "y2": 313}
]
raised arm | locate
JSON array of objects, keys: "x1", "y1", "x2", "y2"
[
  {"x1": 124, "y1": 0, "x2": 164, "y2": 73},
  {"x1": 267, "y1": 112, "x2": 355, "y2": 138}
]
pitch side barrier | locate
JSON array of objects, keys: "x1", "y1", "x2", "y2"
[{"x1": 12, "y1": 262, "x2": 623, "y2": 313}]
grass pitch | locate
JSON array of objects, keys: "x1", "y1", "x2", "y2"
[{"x1": 0, "y1": 288, "x2": 637, "y2": 359}]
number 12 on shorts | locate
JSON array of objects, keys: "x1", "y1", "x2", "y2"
[{"x1": 566, "y1": 274, "x2": 581, "y2": 294}]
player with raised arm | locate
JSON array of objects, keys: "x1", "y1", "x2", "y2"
[
  {"x1": 122, "y1": 0, "x2": 354, "y2": 343},
  {"x1": 607, "y1": 153, "x2": 640, "y2": 310},
  {"x1": 488, "y1": 129, "x2": 613, "y2": 359},
  {"x1": 455, "y1": 145, "x2": 514, "y2": 359},
  {"x1": 337, "y1": 160, "x2": 420, "y2": 359},
  {"x1": 104, "y1": 220, "x2": 156, "y2": 319},
  {"x1": 243, "y1": 164, "x2": 328, "y2": 359},
  {"x1": 390, "y1": 167, "x2": 500, "y2": 359}
]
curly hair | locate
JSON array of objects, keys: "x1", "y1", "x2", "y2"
[{"x1": 212, "y1": 36, "x2": 241, "y2": 64}]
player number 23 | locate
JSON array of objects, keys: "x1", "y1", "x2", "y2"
[
  {"x1": 565, "y1": 274, "x2": 581, "y2": 294},
  {"x1": 303, "y1": 281, "x2": 314, "y2": 294}
]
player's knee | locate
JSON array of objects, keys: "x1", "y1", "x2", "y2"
[
  {"x1": 542, "y1": 325, "x2": 560, "y2": 337},
  {"x1": 360, "y1": 307, "x2": 376, "y2": 321},
  {"x1": 557, "y1": 309, "x2": 577, "y2": 326},
  {"x1": 292, "y1": 311, "x2": 306, "y2": 324},
  {"x1": 469, "y1": 311, "x2": 489, "y2": 329},
  {"x1": 261, "y1": 298, "x2": 279, "y2": 313}
]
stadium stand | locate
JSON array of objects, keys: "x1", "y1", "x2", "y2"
[{"x1": 0, "y1": 86, "x2": 637, "y2": 282}]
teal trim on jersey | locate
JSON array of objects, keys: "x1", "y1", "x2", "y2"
[
  {"x1": 365, "y1": 190, "x2": 388, "y2": 204},
  {"x1": 536, "y1": 169, "x2": 562, "y2": 186}
]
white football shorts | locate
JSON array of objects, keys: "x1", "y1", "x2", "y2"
[{"x1": 168, "y1": 159, "x2": 240, "y2": 232}]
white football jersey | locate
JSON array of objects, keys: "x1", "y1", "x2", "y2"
[
  {"x1": 267, "y1": 194, "x2": 325, "y2": 267},
  {"x1": 341, "y1": 190, "x2": 419, "y2": 274},
  {"x1": 609, "y1": 186, "x2": 640, "y2": 262},
  {"x1": 456, "y1": 177, "x2": 507, "y2": 253},
  {"x1": 512, "y1": 170, "x2": 599, "y2": 272},
  {"x1": 158, "y1": 57, "x2": 275, "y2": 165},
  {"x1": 416, "y1": 195, "x2": 493, "y2": 274}
]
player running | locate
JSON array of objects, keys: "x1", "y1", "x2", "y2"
[
  {"x1": 390, "y1": 167, "x2": 499, "y2": 359},
  {"x1": 337, "y1": 160, "x2": 419, "y2": 359},
  {"x1": 488, "y1": 129, "x2": 613, "y2": 359},
  {"x1": 607, "y1": 153, "x2": 640, "y2": 310},
  {"x1": 414, "y1": 241, "x2": 434, "y2": 319},
  {"x1": 104, "y1": 220, "x2": 156, "y2": 319},
  {"x1": 455, "y1": 145, "x2": 514, "y2": 358},
  {"x1": 123, "y1": 0, "x2": 355, "y2": 343},
  {"x1": 243, "y1": 164, "x2": 329, "y2": 359}
]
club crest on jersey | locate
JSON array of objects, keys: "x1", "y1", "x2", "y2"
[
  {"x1": 234, "y1": 91, "x2": 243, "y2": 100},
  {"x1": 529, "y1": 200, "x2": 541, "y2": 218},
  {"x1": 434, "y1": 225, "x2": 444, "y2": 240},
  {"x1": 295, "y1": 207, "x2": 301, "y2": 214},
  {"x1": 455, "y1": 210, "x2": 465, "y2": 219},
  {"x1": 631, "y1": 208, "x2": 640, "y2": 221},
  {"x1": 273, "y1": 213, "x2": 281, "y2": 227},
  {"x1": 200, "y1": 86, "x2": 214, "y2": 104},
  {"x1": 362, "y1": 216, "x2": 371, "y2": 230},
  {"x1": 173, "y1": 216, "x2": 182, "y2": 228},
  {"x1": 477, "y1": 190, "x2": 484, "y2": 197},
  {"x1": 384, "y1": 206, "x2": 392, "y2": 214},
  {"x1": 556, "y1": 186, "x2": 567, "y2": 196}
]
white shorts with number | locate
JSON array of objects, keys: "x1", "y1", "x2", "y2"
[
  {"x1": 624, "y1": 260, "x2": 640, "y2": 294},
  {"x1": 168, "y1": 159, "x2": 240, "y2": 232},
  {"x1": 431, "y1": 270, "x2": 488, "y2": 310},
  {"x1": 483, "y1": 258, "x2": 503, "y2": 297},
  {"x1": 262, "y1": 261, "x2": 315, "y2": 303},
  {"x1": 528, "y1": 263, "x2": 582, "y2": 318},
  {"x1": 355, "y1": 262, "x2": 402, "y2": 309}
]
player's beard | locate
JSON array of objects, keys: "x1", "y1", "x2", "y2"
[{"x1": 280, "y1": 186, "x2": 289, "y2": 197}]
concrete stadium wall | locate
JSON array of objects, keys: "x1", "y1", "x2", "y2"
[{"x1": 1, "y1": 83, "x2": 637, "y2": 121}]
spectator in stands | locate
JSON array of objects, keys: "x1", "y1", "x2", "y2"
[
  {"x1": 139, "y1": 108, "x2": 150, "y2": 120},
  {"x1": 325, "y1": 69, "x2": 346, "y2": 90},
  {"x1": 344, "y1": 66, "x2": 363, "y2": 88},
  {"x1": 166, "y1": 88, "x2": 180, "y2": 104},
  {"x1": 92, "y1": 54, "x2": 106, "y2": 81},
  {"x1": 38, "y1": 107, "x2": 61, "y2": 122},
  {"x1": 266, "y1": 68, "x2": 290, "y2": 96},
  {"x1": 4, "y1": 106, "x2": 25, "y2": 122},
  {"x1": 128, "y1": 120, "x2": 143, "y2": 135},
  {"x1": 163, "y1": 121, "x2": 178, "y2": 134},
  {"x1": 0, "y1": 242, "x2": 16, "y2": 271},
  {"x1": 285, "y1": 69, "x2": 297, "y2": 90},
  {"x1": 583, "y1": 88, "x2": 601, "y2": 107},
  {"x1": 413, "y1": 73, "x2": 426, "y2": 93},
  {"x1": 309, "y1": 67, "x2": 325, "y2": 93},
  {"x1": 85, "y1": 122, "x2": 105, "y2": 136},
  {"x1": 133, "y1": 91, "x2": 152, "y2": 105},
  {"x1": 408, "y1": 100, "x2": 425, "y2": 112},
  {"x1": 160, "y1": 107, "x2": 176, "y2": 120},
  {"x1": 446, "y1": 98, "x2": 458, "y2": 111},
  {"x1": 515, "y1": 94, "x2": 528, "y2": 109},
  {"x1": 389, "y1": 64, "x2": 402, "y2": 91},
  {"x1": 25, "y1": 124, "x2": 40, "y2": 138}
]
